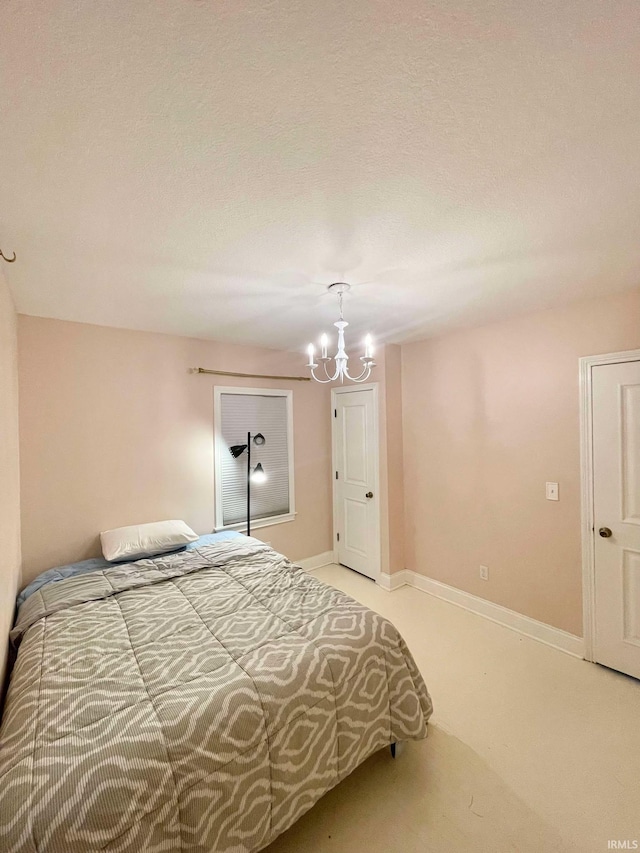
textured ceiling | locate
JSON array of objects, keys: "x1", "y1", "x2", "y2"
[{"x1": 1, "y1": 0, "x2": 639, "y2": 352}]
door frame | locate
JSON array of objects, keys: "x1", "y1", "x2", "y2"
[
  {"x1": 331, "y1": 383, "x2": 381, "y2": 581},
  {"x1": 579, "y1": 348, "x2": 640, "y2": 662}
]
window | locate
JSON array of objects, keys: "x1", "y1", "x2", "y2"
[{"x1": 214, "y1": 387, "x2": 295, "y2": 531}]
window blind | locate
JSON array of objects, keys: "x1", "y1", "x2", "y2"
[{"x1": 219, "y1": 393, "x2": 290, "y2": 526}]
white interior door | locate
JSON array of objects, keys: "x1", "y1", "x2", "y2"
[
  {"x1": 333, "y1": 387, "x2": 380, "y2": 580},
  {"x1": 592, "y1": 360, "x2": 640, "y2": 679}
]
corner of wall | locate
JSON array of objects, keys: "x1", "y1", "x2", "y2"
[
  {"x1": 377, "y1": 343, "x2": 405, "y2": 576},
  {"x1": 0, "y1": 275, "x2": 21, "y2": 692},
  {"x1": 384, "y1": 344, "x2": 405, "y2": 574}
]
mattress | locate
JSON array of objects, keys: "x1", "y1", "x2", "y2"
[{"x1": 0, "y1": 535, "x2": 432, "y2": 852}]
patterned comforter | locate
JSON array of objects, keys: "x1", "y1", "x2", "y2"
[{"x1": 0, "y1": 537, "x2": 432, "y2": 852}]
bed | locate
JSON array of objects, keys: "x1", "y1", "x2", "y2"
[{"x1": 0, "y1": 533, "x2": 433, "y2": 853}]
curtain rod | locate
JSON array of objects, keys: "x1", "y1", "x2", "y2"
[{"x1": 194, "y1": 367, "x2": 311, "y2": 382}]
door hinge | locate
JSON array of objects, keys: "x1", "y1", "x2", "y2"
[
  {"x1": 337, "y1": 532, "x2": 340, "y2": 542},
  {"x1": 335, "y1": 471, "x2": 339, "y2": 480},
  {"x1": 334, "y1": 408, "x2": 337, "y2": 418}
]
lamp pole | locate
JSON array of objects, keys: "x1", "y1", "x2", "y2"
[
  {"x1": 229, "y1": 432, "x2": 265, "y2": 537},
  {"x1": 246, "y1": 431, "x2": 251, "y2": 537}
]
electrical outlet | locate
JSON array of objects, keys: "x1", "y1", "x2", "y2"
[{"x1": 480, "y1": 565, "x2": 489, "y2": 581}]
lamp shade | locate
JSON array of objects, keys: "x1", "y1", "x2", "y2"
[{"x1": 250, "y1": 462, "x2": 267, "y2": 484}]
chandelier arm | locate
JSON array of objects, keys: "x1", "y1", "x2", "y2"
[
  {"x1": 322, "y1": 361, "x2": 337, "y2": 381},
  {"x1": 344, "y1": 364, "x2": 372, "y2": 383},
  {"x1": 310, "y1": 366, "x2": 336, "y2": 384}
]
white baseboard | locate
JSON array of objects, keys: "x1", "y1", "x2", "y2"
[
  {"x1": 381, "y1": 571, "x2": 584, "y2": 659},
  {"x1": 296, "y1": 551, "x2": 336, "y2": 572},
  {"x1": 378, "y1": 570, "x2": 411, "y2": 591}
]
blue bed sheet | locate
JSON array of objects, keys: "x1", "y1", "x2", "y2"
[{"x1": 16, "y1": 531, "x2": 243, "y2": 607}]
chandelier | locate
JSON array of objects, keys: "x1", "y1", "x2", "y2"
[{"x1": 306, "y1": 282, "x2": 376, "y2": 383}]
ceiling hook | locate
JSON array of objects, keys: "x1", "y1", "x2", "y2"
[{"x1": 0, "y1": 248, "x2": 17, "y2": 263}]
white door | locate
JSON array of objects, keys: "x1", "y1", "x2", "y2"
[
  {"x1": 593, "y1": 360, "x2": 640, "y2": 679},
  {"x1": 333, "y1": 387, "x2": 380, "y2": 580}
]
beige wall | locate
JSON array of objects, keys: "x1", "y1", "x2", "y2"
[
  {"x1": 18, "y1": 288, "x2": 640, "y2": 635},
  {"x1": 18, "y1": 316, "x2": 333, "y2": 584},
  {"x1": 0, "y1": 274, "x2": 21, "y2": 686},
  {"x1": 402, "y1": 288, "x2": 640, "y2": 637}
]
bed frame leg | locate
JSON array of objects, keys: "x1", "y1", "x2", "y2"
[{"x1": 390, "y1": 741, "x2": 405, "y2": 758}]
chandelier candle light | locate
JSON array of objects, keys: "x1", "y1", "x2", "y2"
[{"x1": 306, "y1": 283, "x2": 376, "y2": 383}]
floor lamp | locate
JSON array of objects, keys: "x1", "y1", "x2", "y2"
[{"x1": 229, "y1": 432, "x2": 267, "y2": 536}]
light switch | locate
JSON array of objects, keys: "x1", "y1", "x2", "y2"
[{"x1": 546, "y1": 482, "x2": 559, "y2": 501}]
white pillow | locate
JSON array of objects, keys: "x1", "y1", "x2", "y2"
[{"x1": 100, "y1": 520, "x2": 199, "y2": 562}]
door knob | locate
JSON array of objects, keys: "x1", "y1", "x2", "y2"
[
  {"x1": 599, "y1": 527, "x2": 612, "y2": 538},
  {"x1": 365, "y1": 491, "x2": 373, "y2": 499}
]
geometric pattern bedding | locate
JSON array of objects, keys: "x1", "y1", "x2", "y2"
[{"x1": 0, "y1": 537, "x2": 433, "y2": 853}]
